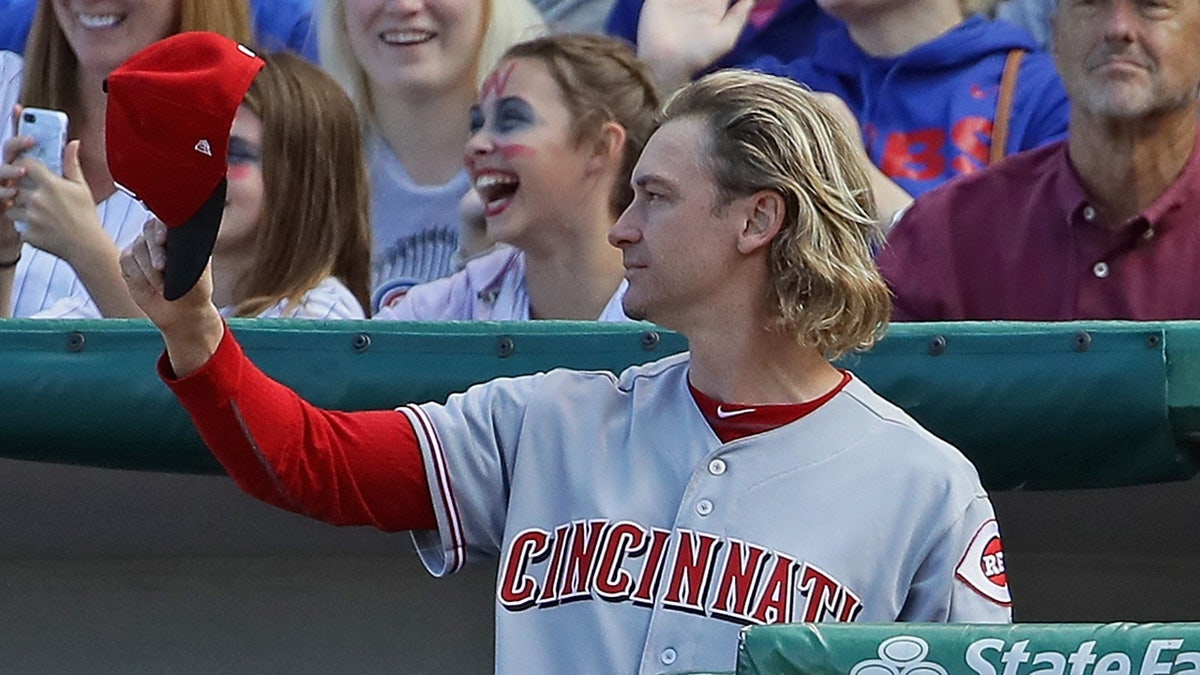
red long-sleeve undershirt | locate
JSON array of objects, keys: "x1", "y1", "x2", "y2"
[{"x1": 160, "y1": 323, "x2": 437, "y2": 531}]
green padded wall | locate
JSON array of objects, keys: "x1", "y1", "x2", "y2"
[
  {"x1": 1, "y1": 318, "x2": 1197, "y2": 489},
  {"x1": 736, "y1": 622, "x2": 1200, "y2": 675}
]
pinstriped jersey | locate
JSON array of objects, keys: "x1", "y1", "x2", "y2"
[
  {"x1": 400, "y1": 352, "x2": 1011, "y2": 675},
  {"x1": 36, "y1": 275, "x2": 365, "y2": 320},
  {"x1": 1, "y1": 53, "x2": 153, "y2": 317}
]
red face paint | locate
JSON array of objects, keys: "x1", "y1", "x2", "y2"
[
  {"x1": 498, "y1": 143, "x2": 535, "y2": 160},
  {"x1": 480, "y1": 61, "x2": 517, "y2": 103},
  {"x1": 227, "y1": 163, "x2": 255, "y2": 180}
]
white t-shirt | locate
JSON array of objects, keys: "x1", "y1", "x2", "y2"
[
  {"x1": 1, "y1": 51, "x2": 152, "y2": 317},
  {"x1": 374, "y1": 245, "x2": 630, "y2": 322}
]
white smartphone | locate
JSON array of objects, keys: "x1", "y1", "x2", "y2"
[{"x1": 13, "y1": 107, "x2": 69, "y2": 232}]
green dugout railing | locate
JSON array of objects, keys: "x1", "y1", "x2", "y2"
[
  {"x1": 1, "y1": 319, "x2": 1198, "y2": 490},
  {"x1": 727, "y1": 622, "x2": 1200, "y2": 675}
]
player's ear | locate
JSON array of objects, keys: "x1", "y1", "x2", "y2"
[{"x1": 736, "y1": 189, "x2": 785, "y2": 255}]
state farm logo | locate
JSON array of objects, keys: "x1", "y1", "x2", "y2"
[
  {"x1": 852, "y1": 635, "x2": 1200, "y2": 675},
  {"x1": 850, "y1": 636, "x2": 946, "y2": 675}
]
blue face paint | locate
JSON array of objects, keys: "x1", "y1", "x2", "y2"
[
  {"x1": 493, "y1": 97, "x2": 536, "y2": 134},
  {"x1": 468, "y1": 97, "x2": 537, "y2": 136},
  {"x1": 469, "y1": 105, "x2": 485, "y2": 134},
  {"x1": 227, "y1": 136, "x2": 261, "y2": 166}
]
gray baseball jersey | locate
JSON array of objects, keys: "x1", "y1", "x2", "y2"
[{"x1": 399, "y1": 352, "x2": 1011, "y2": 674}]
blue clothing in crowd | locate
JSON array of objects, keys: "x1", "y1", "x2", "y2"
[
  {"x1": 0, "y1": 0, "x2": 317, "y2": 61},
  {"x1": 752, "y1": 15, "x2": 1069, "y2": 196},
  {"x1": 606, "y1": 0, "x2": 841, "y2": 71},
  {"x1": 0, "y1": 0, "x2": 33, "y2": 54}
]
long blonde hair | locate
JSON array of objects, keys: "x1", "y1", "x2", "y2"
[
  {"x1": 20, "y1": 0, "x2": 253, "y2": 114},
  {"x1": 233, "y1": 53, "x2": 372, "y2": 318},
  {"x1": 317, "y1": 0, "x2": 545, "y2": 123},
  {"x1": 662, "y1": 70, "x2": 891, "y2": 359}
]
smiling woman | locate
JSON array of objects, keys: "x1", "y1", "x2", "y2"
[
  {"x1": 24, "y1": 49, "x2": 372, "y2": 320},
  {"x1": 373, "y1": 33, "x2": 660, "y2": 322},
  {"x1": 0, "y1": 0, "x2": 253, "y2": 318},
  {"x1": 317, "y1": 0, "x2": 545, "y2": 312}
]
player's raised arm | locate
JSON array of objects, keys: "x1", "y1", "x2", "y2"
[
  {"x1": 120, "y1": 215, "x2": 436, "y2": 533},
  {"x1": 113, "y1": 33, "x2": 436, "y2": 534}
]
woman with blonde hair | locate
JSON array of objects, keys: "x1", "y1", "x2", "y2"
[
  {"x1": 0, "y1": 0, "x2": 253, "y2": 317},
  {"x1": 317, "y1": 0, "x2": 544, "y2": 311},
  {"x1": 27, "y1": 51, "x2": 372, "y2": 320}
]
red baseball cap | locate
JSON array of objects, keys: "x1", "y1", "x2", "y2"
[{"x1": 105, "y1": 31, "x2": 265, "y2": 300}]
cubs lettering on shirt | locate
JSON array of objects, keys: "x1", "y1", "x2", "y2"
[
  {"x1": 751, "y1": 16, "x2": 1069, "y2": 197},
  {"x1": 867, "y1": 116, "x2": 995, "y2": 184}
]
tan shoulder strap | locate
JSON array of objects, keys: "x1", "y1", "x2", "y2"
[{"x1": 990, "y1": 48, "x2": 1026, "y2": 165}]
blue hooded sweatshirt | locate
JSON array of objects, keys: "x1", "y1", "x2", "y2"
[
  {"x1": 752, "y1": 15, "x2": 1069, "y2": 197},
  {"x1": 606, "y1": 0, "x2": 842, "y2": 69}
]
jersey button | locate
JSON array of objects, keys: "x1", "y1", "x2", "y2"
[
  {"x1": 1082, "y1": 205, "x2": 1097, "y2": 221},
  {"x1": 1093, "y1": 261, "x2": 1109, "y2": 278},
  {"x1": 696, "y1": 499, "x2": 713, "y2": 516},
  {"x1": 708, "y1": 459, "x2": 727, "y2": 476},
  {"x1": 660, "y1": 648, "x2": 677, "y2": 666}
]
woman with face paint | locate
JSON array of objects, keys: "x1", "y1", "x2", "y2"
[
  {"x1": 373, "y1": 33, "x2": 659, "y2": 322},
  {"x1": 33, "y1": 52, "x2": 372, "y2": 320},
  {"x1": 317, "y1": 0, "x2": 545, "y2": 312}
]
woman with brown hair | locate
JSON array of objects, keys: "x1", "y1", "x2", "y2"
[
  {"x1": 0, "y1": 0, "x2": 253, "y2": 317},
  {"x1": 375, "y1": 33, "x2": 658, "y2": 321},
  {"x1": 30, "y1": 51, "x2": 372, "y2": 319}
]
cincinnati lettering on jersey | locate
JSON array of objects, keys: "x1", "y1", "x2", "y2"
[{"x1": 497, "y1": 520, "x2": 864, "y2": 626}]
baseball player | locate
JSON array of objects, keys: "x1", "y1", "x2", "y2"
[{"x1": 121, "y1": 69, "x2": 1011, "y2": 674}]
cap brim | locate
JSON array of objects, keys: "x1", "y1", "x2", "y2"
[{"x1": 163, "y1": 179, "x2": 227, "y2": 301}]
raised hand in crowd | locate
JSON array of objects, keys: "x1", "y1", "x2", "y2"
[{"x1": 634, "y1": 0, "x2": 755, "y2": 93}]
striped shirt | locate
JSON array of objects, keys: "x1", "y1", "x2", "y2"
[
  {"x1": 35, "y1": 276, "x2": 365, "y2": 320},
  {"x1": 1, "y1": 51, "x2": 153, "y2": 317},
  {"x1": 373, "y1": 245, "x2": 631, "y2": 322}
]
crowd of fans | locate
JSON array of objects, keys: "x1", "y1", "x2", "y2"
[
  {"x1": 0, "y1": 0, "x2": 1196, "y2": 322},
  {"x1": 0, "y1": 3, "x2": 1193, "y2": 670}
]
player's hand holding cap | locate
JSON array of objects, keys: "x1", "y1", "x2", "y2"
[{"x1": 105, "y1": 31, "x2": 265, "y2": 300}]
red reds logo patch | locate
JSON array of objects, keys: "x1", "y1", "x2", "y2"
[{"x1": 954, "y1": 519, "x2": 1011, "y2": 606}]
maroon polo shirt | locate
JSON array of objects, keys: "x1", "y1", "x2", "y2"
[{"x1": 878, "y1": 134, "x2": 1200, "y2": 321}]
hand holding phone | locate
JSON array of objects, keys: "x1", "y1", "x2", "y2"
[
  {"x1": 16, "y1": 107, "x2": 68, "y2": 175},
  {"x1": 12, "y1": 107, "x2": 69, "y2": 232}
]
